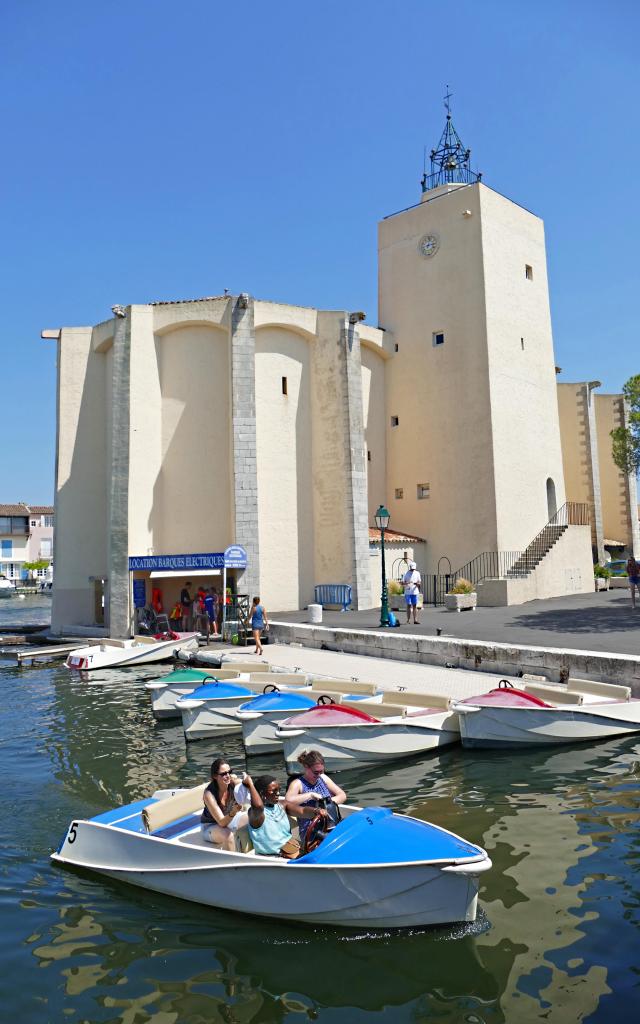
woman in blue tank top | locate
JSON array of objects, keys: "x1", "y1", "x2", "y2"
[
  {"x1": 250, "y1": 595, "x2": 269, "y2": 655},
  {"x1": 285, "y1": 750, "x2": 347, "y2": 846}
]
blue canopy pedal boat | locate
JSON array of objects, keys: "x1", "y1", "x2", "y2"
[{"x1": 52, "y1": 786, "x2": 491, "y2": 929}]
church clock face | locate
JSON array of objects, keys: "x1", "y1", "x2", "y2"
[{"x1": 418, "y1": 233, "x2": 440, "y2": 258}]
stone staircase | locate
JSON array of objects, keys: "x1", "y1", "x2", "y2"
[{"x1": 506, "y1": 524, "x2": 568, "y2": 578}]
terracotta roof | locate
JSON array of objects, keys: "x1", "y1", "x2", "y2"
[
  {"x1": 0, "y1": 503, "x2": 54, "y2": 515},
  {"x1": 369, "y1": 527, "x2": 425, "y2": 543}
]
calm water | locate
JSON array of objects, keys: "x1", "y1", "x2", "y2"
[{"x1": 1, "y1": 599, "x2": 640, "y2": 1021}]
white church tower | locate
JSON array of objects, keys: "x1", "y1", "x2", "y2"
[{"x1": 379, "y1": 94, "x2": 568, "y2": 578}]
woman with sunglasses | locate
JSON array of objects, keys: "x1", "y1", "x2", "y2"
[
  {"x1": 285, "y1": 749, "x2": 346, "y2": 848},
  {"x1": 201, "y1": 756, "x2": 263, "y2": 851}
]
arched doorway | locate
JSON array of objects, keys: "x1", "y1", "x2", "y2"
[{"x1": 546, "y1": 477, "x2": 557, "y2": 520}]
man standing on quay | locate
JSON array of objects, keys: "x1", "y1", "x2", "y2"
[{"x1": 403, "y1": 561, "x2": 422, "y2": 625}]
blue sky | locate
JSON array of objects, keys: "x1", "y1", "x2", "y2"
[{"x1": 1, "y1": 0, "x2": 638, "y2": 502}]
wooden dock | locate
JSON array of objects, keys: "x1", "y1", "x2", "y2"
[{"x1": 0, "y1": 643, "x2": 80, "y2": 666}]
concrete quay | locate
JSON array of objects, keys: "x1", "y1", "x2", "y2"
[{"x1": 268, "y1": 592, "x2": 640, "y2": 693}]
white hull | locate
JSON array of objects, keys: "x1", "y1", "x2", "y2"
[
  {"x1": 277, "y1": 712, "x2": 460, "y2": 772},
  {"x1": 149, "y1": 677, "x2": 305, "y2": 720},
  {"x1": 52, "y1": 807, "x2": 489, "y2": 928},
  {"x1": 180, "y1": 698, "x2": 248, "y2": 740},
  {"x1": 66, "y1": 634, "x2": 199, "y2": 670},
  {"x1": 240, "y1": 709, "x2": 302, "y2": 754},
  {"x1": 457, "y1": 701, "x2": 640, "y2": 749}
]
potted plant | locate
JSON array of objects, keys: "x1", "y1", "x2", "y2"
[
  {"x1": 387, "y1": 578, "x2": 404, "y2": 612},
  {"x1": 594, "y1": 564, "x2": 611, "y2": 591},
  {"x1": 444, "y1": 577, "x2": 477, "y2": 612}
]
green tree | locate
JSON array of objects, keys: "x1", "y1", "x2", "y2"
[
  {"x1": 610, "y1": 374, "x2": 640, "y2": 475},
  {"x1": 23, "y1": 559, "x2": 50, "y2": 578}
]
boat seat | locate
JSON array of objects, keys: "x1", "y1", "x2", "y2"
[
  {"x1": 100, "y1": 638, "x2": 130, "y2": 649},
  {"x1": 341, "y1": 699, "x2": 404, "y2": 717},
  {"x1": 383, "y1": 690, "x2": 452, "y2": 710},
  {"x1": 310, "y1": 679, "x2": 379, "y2": 696},
  {"x1": 567, "y1": 679, "x2": 631, "y2": 701},
  {"x1": 523, "y1": 683, "x2": 583, "y2": 705},
  {"x1": 142, "y1": 784, "x2": 207, "y2": 833}
]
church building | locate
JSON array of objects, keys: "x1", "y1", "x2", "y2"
[{"x1": 46, "y1": 105, "x2": 597, "y2": 635}]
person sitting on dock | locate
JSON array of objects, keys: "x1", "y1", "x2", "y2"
[
  {"x1": 201, "y1": 758, "x2": 263, "y2": 852},
  {"x1": 248, "y1": 775, "x2": 301, "y2": 858}
]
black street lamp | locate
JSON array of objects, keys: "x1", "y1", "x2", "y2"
[{"x1": 375, "y1": 504, "x2": 391, "y2": 627}]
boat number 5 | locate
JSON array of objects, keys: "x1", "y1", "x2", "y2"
[{"x1": 67, "y1": 823, "x2": 78, "y2": 844}]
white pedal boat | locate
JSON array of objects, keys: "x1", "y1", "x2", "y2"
[
  {"x1": 453, "y1": 679, "x2": 640, "y2": 749},
  {"x1": 178, "y1": 677, "x2": 308, "y2": 741},
  {"x1": 52, "y1": 786, "x2": 492, "y2": 928},
  {"x1": 147, "y1": 668, "x2": 305, "y2": 721},
  {"x1": 276, "y1": 693, "x2": 461, "y2": 772},
  {"x1": 237, "y1": 688, "x2": 383, "y2": 754},
  {"x1": 65, "y1": 632, "x2": 200, "y2": 670},
  {"x1": 146, "y1": 668, "x2": 245, "y2": 719}
]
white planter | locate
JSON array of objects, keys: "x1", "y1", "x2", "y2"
[
  {"x1": 444, "y1": 592, "x2": 477, "y2": 612},
  {"x1": 594, "y1": 578, "x2": 610, "y2": 592}
]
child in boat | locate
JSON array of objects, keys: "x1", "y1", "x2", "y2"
[
  {"x1": 201, "y1": 757, "x2": 263, "y2": 851},
  {"x1": 248, "y1": 775, "x2": 301, "y2": 858}
]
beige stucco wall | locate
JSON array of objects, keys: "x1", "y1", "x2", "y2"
[
  {"x1": 52, "y1": 327, "x2": 109, "y2": 630},
  {"x1": 379, "y1": 181, "x2": 565, "y2": 573},
  {"x1": 476, "y1": 524, "x2": 593, "y2": 605},
  {"x1": 594, "y1": 394, "x2": 632, "y2": 548},
  {"x1": 479, "y1": 186, "x2": 566, "y2": 550},
  {"x1": 379, "y1": 183, "x2": 496, "y2": 573},
  {"x1": 557, "y1": 384, "x2": 590, "y2": 506},
  {"x1": 255, "y1": 325, "x2": 314, "y2": 610},
  {"x1": 361, "y1": 344, "x2": 387, "y2": 522}
]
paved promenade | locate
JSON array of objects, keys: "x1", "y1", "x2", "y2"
[
  {"x1": 272, "y1": 589, "x2": 640, "y2": 657},
  {"x1": 220, "y1": 643, "x2": 519, "y2": 701}
]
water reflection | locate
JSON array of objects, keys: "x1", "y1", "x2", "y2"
[{"x1": 2, "y1": 656, "x2": 640, "y2": 1020}]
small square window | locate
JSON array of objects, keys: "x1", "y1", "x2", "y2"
[
  {"x1": 433, "y1": 332, "x2": 445, "y2": 347},
  {"x1": 525, "y1": 265, "x2": 533, "y2": 280},
  {"x1": 395, "y1": 488, "x2": 404, "y2": 500},
  {"x1": 30, "y1": 520, "x2": 37, "y2": 527},
  {"x1": 281, "y1": 376, "x2": 288, "y2": 395},
  {"x1": 391, "y1": 415, "x2": 399, "y2": 427},
  {"x1": 417, "y1": 482, "x2": 430, "y2": 500}
]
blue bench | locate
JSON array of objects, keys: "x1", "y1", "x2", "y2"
[{"x1": 314, "y1": 584, "x2": 352, "y2": 612}]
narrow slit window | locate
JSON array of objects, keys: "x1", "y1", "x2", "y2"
[
  {"x1": 281, "y1": 376, "x2": 288, "y2": 395},
  {"x1": 521, "y1": 337, "x2": 525, "y2": 350},
  {"x1": 395, "y1": 488, "x2": 404, "y2": 500},
  {"x1": 525, "y1": 264, "x2": 533, "y2": 280},
  {"x1": 394, "y1": 343, "x2": 399, "y2": 352},
  {"x1": 417, "y1": 483, "x2": 430, "y2": 500},
  {"x1": 391, "y1": 415, "x2": 399, "y2": 427},
  {"x1": 367, "y1": 450, "x2": 371, "y2": 462},
  {"x1": 433, "y1": 331, "x2": 445, "y2": 347}
]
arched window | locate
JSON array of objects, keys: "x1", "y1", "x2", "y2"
[{"x1": 546, "y1": 478, "x2": 557, "y2": 520}]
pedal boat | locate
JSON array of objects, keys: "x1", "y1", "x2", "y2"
[
  {"x1": 276, "y1": 691, "x2": 461, "y2": 772},
  {"x1": 51, "y1": 786, "x2": 491, "y2": 928},
  {"x1": 178, "y1": 676, "x2": 310, "y2": 741},
  {"x1": 236, "y1": 682, "x2": 384, "y2": 754},
  {"x1": 147, "y1": 668, "x2": 309, "y2": 720},
  {"x1": 453, "y1": 678, "x2": 640, "y2": 749},
  {"x1": 65, "y1": 632, "x2": 200, "y2": 670}
]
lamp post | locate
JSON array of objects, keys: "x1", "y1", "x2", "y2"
[{"x1": 375, "y1": 504, "x2": 391, "y2": 627}]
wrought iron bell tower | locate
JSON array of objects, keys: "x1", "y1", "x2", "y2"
[{"x1": 421, "y1": 87, "x2": 482, "y2": 193}]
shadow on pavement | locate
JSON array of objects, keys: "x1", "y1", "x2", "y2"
[{"x1": 509, "y1": 594, "x2": 639, "y2": 634}]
